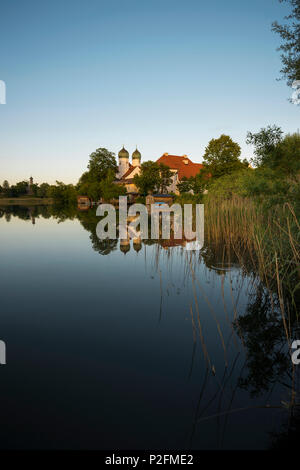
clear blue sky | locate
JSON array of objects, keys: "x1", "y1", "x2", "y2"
[{"x1": 0, "y1": 0, "x2": 299, "y2": 184}]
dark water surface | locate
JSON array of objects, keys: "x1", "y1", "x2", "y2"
[{"x1": 0, "y1": 205, "x2": 294, "y2": 449}]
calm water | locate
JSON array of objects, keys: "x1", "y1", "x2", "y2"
[{"x1": 0, "y1": 205, "x2": 294, "y2": 449}]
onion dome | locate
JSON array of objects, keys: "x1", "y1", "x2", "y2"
[
  {"x1": 118, "y1": 146, "x2": 129, "y2": 159},
  {"x1": 133, "y1": 239, "x2": 142, "y2": 253},
  {"x1": 120, "y1": 240, "x2": 130, "y2": 254},
  {"x1": 132, "y1": 147, "x2": 141, "y2": 160}
]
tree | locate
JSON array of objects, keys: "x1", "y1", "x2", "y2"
[
  {"x1": 177, "y1": 177, "x2": 193, "y2": 194},
  {"x1": 87, "y1": 148, "x2": 117, "y2": 182},
  {"x1": 47, "y1": 181, "x2": 77, "y2": 205},
  {"x1": 266, "y1": 132, "x2": 300, "y2": 179},
  {"x1": 37, "y1": 183, "x2": 50, "y2": 198},
  {"x1": 133, "y1": 161, "x2": 161, "y2": 195},
  {"x1": 202, "y1": 134, "x2": 244, "y2": 177},
  {"x1": 270, "y1": 133, "x2": 300, "y2": 181},
  {"x1": 177, "y1": 172, "x2": 210, "y2": 195},
  {"x1": 158, "y1": 164, "x2": 173, "y2": 193},
  {"x1": 272, "y1": 0, "x2": 300, "y2": 86},
  {"x1": 2, "y1": 180, "x2": 10, "y2": 195},
  {"x1": 246, "y1": 125, "x2": 284, "y2": 167},
  {"x1": 13, "y1": 181, "x2": 29, "y2": 197},
  {"x1": 192, "y1": 171, "x2": 211, "y2": 193},
  {"x1": 99, "y1": 169, "x2": 127, "y2": 201},
  {"x1": 77, "y1": 148, "x2": 118, "y2": 198}
]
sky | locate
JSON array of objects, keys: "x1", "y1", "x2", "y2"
[{"x1": 0, "y1": 0, "x2": 299, "y2": 184}]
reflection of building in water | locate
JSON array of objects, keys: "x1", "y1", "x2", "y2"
[
  {"x1": 159, "y1": 238, "x2": 187, "y2": 249},
  {"x1": 119, "y1": 236, "x2": 189, "y2": 254},
  {"x1": 119, "y1": 237, "x2": 142, "y2": 254},
  {"x1": 28, "y1": 207, "x2": 35, "y2": 225},
  {"x1": 120, "y1": 238, "x2": 130, "y2": 255},
  {"x1": 77, "y1": 196, "x2": 92, "y2": 209},
  {"x1": 133, "y1": 237, "x2": 142, "y2": 253}
]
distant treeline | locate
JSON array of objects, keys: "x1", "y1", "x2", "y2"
[{"x1": 2, "y1": 125, "x2": 300, "y2": 209}]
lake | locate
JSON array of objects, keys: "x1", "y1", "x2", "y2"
[{"x1": 0, "y1": 205, "x2": 294, "y2": 449}]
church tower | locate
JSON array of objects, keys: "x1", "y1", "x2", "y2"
[
  {"x1": 28, "y1": 176, "x2": 34, "y2": 195},
  {"x1": 132, "y1": 148, "x2": 141, "y2": 167},
  {"x1": 118, "y1": 146, "x2": 129, "y2": 178}
]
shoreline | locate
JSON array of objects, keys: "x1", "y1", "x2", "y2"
[{"x1": 0, "y1": 198, "x2": 54, "y2": 205}]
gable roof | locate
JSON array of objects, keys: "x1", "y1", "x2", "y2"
[
  {"x1": 121, "y1": 164, "x2": 134, "y2": 179},
  {"x1": 156, "y1": 154, "x2": 204, "y2": 180}
]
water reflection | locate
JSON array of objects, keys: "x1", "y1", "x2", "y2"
[{"x1": 0, "y1": 204, "x2": 299, "y2": 449}]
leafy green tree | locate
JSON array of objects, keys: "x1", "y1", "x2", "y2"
[
  {"x1": 78, "y1": 181, "x2": 101, "y2": 201},
  {"x1": 272, "y1": 0, "x2": 300, "y2": 86},
  {"x1": 37, "y1": 183, "x2": 50, "y2": 198},
  {"x1": 192, "y1": 171, "x2": 211, "y2": 193},
  {"x1": 2, "y1": 180, "x2": 10, "y2": 196},
  {"x1": 177, "y1": 176, "x2": 193, "y2": 194},
  {"x1": 177, "y1": 172, "x2": 210, "y2": 195},
  {"x1": 30, "y1": 183, "x2": 39, "y2": 197},
  {"x1": 204, "y1": 169, "x2": 250, "y2": 199},
  {"x1": 158, "y1": 164, "x2": 173, "y2": 193},
  {"x1": 11, "y1": 181, "x2": 28, "y2": 197},
  {"x1": 99, "y1": 169, "x2": 127, "y2": 201},
  {"x1": 246, "y1": 125, "x2": 284, "y2": 167},
  {"x1": 237, "y1": 167, "x2": 290, "y2": 203},
  {"x1": 202, "y1": 134, "x2": 244, "y2": 178},
  {"x1": 77, "y1": 148, "x2": 118, "y2": 198},
  {"x1": 270, "y1": 132, "x2": 300, "y2": 179},
  {"x1": 47, "y1": 181, "x2": 77, "y2": 205},
  {"x1": 87, "y1": 148, "x2": 117, "y2": 182},
  {"x1": 133, "y1": 161, "x2": 161, "y2": 195}
]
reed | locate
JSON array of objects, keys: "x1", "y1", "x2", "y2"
[{"x1": 204, "y1": 195, "x2": 300, "y2": 321}]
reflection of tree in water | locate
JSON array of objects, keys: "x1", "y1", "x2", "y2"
[
  {"x1": 270, "y1": 409, "x2": 300, "y2": 449},
  {"x1": 0, "y1": 206, "x2": 300, "y2": 447},
  {"x1": 197, "y1": 237, "x2": 297, "y2": 399},
  {"x1": 50, "y1": 204, "x2": 78, "y2": 222},
  {"x1": 185, "y1": 239, "x2": 299, "y2": 447},
  {"x1": 235, "y1": 283, "x2": 292, "y2": 397},
  {"x1": 0, "y1": 205, "x2": 48, "y2": 223},
  {"x1": 2, "y1": 207, "x2": 299, "y2": 387},
  {"x1": 76, "y1": 208, "x2": 118, "y2": 256},
  {"x1": 200, "y1": 241, "x2": 255, "y2": 277},
  {"x1": 90, "y1": 233, "x2": 118, "y2": 256}
]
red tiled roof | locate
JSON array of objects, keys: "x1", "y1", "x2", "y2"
[
  {"x1": 156, "y1": 154, "x2": 204, "y2": 180},
  {"x1": 121, "y1": 164, "x2": 135, "y2": 179}
]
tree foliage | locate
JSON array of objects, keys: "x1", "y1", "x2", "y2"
[
  {"x1": 77, "y1": 147, "x2": 119, "y2": 200},
  {"x1": 272, "y1": 0, "x2": 300, "y2": 86},
  {"x1": 157, "y1": 164, "x2": 173, "y2": 193},
  {"x1": 99, "y1": 169, "x2": 127, "y2": 201},
  {"x1": 246, "y1": 125, "x2": 284, "y2": 167},
  {"x1": 47, "y1": 181, "x2": 77, "y2": 205},
  {"x1": 246, "y1": 126, "x2": 300, "y2": 179},
  {"x1": 177, "y1": 172, "x2": 210, "y2": 195},
  {"x1": 270, "y1": 132, "x2": 300, "y2": 179},
  {"x1": 202, "y1": 134, "x2": 245, "y2": 178},
  {"x1": 133, "y1": 161, "x2": 168, "y2": 195},
  {"x1": 87, "y1": 148, "x2": 117, "y2": 182}
]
